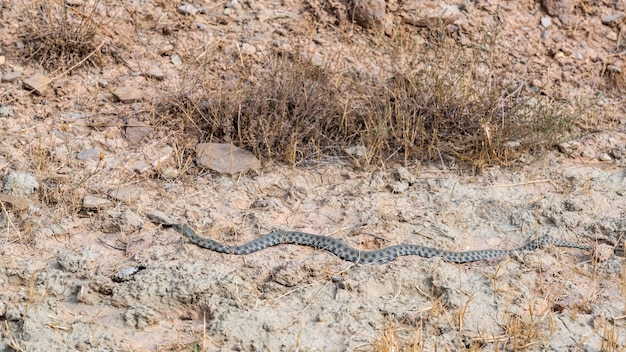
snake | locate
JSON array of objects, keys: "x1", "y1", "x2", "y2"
[{"x1": 171, "y1": 224, "x2": 616, "y2": 264}]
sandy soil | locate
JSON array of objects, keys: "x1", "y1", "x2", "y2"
[{"x1": 1, "y1": 0, "x2": 625, "y2": 351}]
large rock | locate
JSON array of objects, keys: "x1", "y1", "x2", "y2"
[
  {"x1": 350, "y1": 0, "x2": 386, "y2": 29},
  {"x1": 196, "y1": 143, "x2": 260, "y2": 174}
]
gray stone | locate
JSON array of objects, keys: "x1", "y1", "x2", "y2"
[
  {"x1": 109, "y1": 187, "x2": 140, "y2": 203},
  {"x1": 602, "y1": 12, "x2": 624, "y2": 24},
  {"x1": 240, "y1": 43, "x2": 256, "y2": 55},
  {"x1": 145, "y1": 67, "x2": 165, "y2": 80},
  {"x1": 2, "y1": 71, "x2": 21, "y2": 82},
  {"x1": 77, "y1": 148, "x2": 102, "y2": 161},
  {"x1": 112, "y1": 87, "x2": 143, "y2": 103},
  {"x1": 196, "y1": 143, "x2": 261, "y2": 174},
  {"x1": 171, "y1": 55, "x2": 183, "y2": 67},
  {"x1": 541, "y1": 17, "x2": 552, "y2": 28},
  {"x1": 598, "y1": 153, "x2": 612, "y2": 162},
  {"x1": 146, "y1": 210, "x2": 176, "y2": 225},
  {"x1": 177, "y1": 3, "x2": 198, "y2": 15},
  {"x1": 82, "y1": 195, "x2": 113, "y2": 209},
  {"x1": 124, "y1": 119, "x2": 152, "y2": 144},
  {"x1": 120, "y1": 209, "x2": 144, "y2": 229},
  {"x1": 0, "y1": 106, "x2": 12, "y2": 117},
  {"x1": 2, "y1": 171, "x2": 39, "y2": 196},
  {"x1": 23, "y1": 73, "x2": 52, "y2": 95}
]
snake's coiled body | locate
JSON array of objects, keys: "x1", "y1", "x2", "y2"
[{"x1": 172, "y1": 224, "x2": 598, "y2": 264}]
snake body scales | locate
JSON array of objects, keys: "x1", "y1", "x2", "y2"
[{"x1": 172, "y1": 224, "x2": 600, "y2": 264}]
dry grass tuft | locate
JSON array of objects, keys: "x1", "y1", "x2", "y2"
[
  {"x1": 157, "y1": 27, "x2": 582, "y2": 170},
  {"x1": 372, "y1": 320, "x2": 424, "y2": 352},
  {"x1": 17, "y1": 0, "x2": 113, "y2": 71}
]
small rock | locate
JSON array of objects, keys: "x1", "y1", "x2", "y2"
[
  {"x1": 145, "y1": 67, "x2": 165, "y2": 80},
  {"x1": 503, "y1": 141, "x2": 521, "y2": 149},
  {"x1": 111, "y1": 264, "x2": 146, "y2": 283},
  {"x1": 2, "y1": 71, "x2": 21, "y2": 82},
  {"x1": 149, "y1": 146, "x2": 174, "y2": 167},
  {"x1": 598, "y1": 152, "x2": 612, "y2": 162},
  {"x1": 0, "y1": 193, "x2": 31, "y2": 210},
  {"x1": 109, "y1": 187, "x2": 140, "y2": 203},
  {"x1": 401, "y1": 2, "x2": 461, "y2": 27},
  {"x1": 196, "y1": 143, "x2": 261, "y2": 174},
  {"x1": 57, "y1": 251, "x2": 81, "y2": 273},
  {"x1": 97, "y1": 79, "x2": 108, "y2": 88},
  {"x1": 177, "y1": 3, "x2": 198, "y2": 15},
  {"x1": 2, "y1": 171, "x2": 39, "y2": 196},
  {"x1": 607, "y1": 31, "x2": 618, "y2": 41},
  {"x1": 541, "y1": 0, "x2": 573, "y2": 17},
  {"x1": 77, "y1": 148, "x2": 102, "y2": 161},
  {"x1": 158, "y1": 44, "x2": 174, "y2": 55},
  {"x1": 171, "y1": 54, "x2": 183, "y2": 67},
  {"x1": 310, "y1": 52, "x2": 323, "y2": 66},
  {"x1": 541, "y1": 17, "x2": 552, "y2": 28},
  {"x1": 351, "y1": 0, "x2": 386, "y2": 29},
  {"x1": 601, "y1": 12, "x2": 624, "y2": 25},
  {"x1": 112, "y1": 87, "x2": 143, "y2": 103},
  {"x1": 146, "y1": 210, "x2": 177, "y2": 225},
  {"x1": 65, "y1": 0, "x2": 84, "y2": 5},
  {"x1": 132, "y1": 159, "x2": 150, "y2": 173},
  {"x1": 119, "y1": 209, "x2": 144, "y2": 229},
  {"x1": 124, "y1": 118, "x2": 152, "y2": 144},
  {"x1": 0, "y1": 105, "x2": 12, "y2": 117},
  {"x1": 23, "y1": 73, "x2": 52, "y2": 95},
  {"x1": 82, "y1": 195, "x2": 113, "y2": 209},
  {"x1": 240, "y1": 43, "x2": 256, "y2": 55},
  {"x1": 0, "y1": 56, "x2": 5, "y2": 65},
  {"x1": 345, "y1": 145, "x2": 367, "y2": 158}
]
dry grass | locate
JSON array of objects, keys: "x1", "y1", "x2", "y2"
[
  {"x1": 17, "y1": 0, "x2": 114, "y2": 72},
  {"x1": 157, "y1": 26, "x2": 582, "y2": 170}
]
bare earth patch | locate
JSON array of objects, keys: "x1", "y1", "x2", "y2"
[{"x1": 1, "y1": 0, "x2": 625, "y2": 351}]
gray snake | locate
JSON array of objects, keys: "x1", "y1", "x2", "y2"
[{"x1": 171, "y1": 224, "x2": 611, "y2": 264}]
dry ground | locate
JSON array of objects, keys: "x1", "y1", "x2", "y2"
[{"x1": 1, "y1": 0, "x2": 625, "y2": 351}]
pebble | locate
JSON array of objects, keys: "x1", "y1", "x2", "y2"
[
  {"x1": 177, "y1": 3, "x2": 198, "y2": 15},
  {"x1": 112, "y1": 87, "x2": 143, "y2": 103},
  {"x1": 0, "y1": 193, "x2": 31, "y2": 210},
  {"x1": 77, "y1": 148, "x2": 102, "y2": 161},
  {"x1": 109, "y1": 187, "x2": 140, "y2": 203},
  {"x1": 82, "y1": 195, "x2": 113, "y2": 209},
  {"x1": 146, "y1": 210, "x2": 177, "y2": 225},
  {"x1": 145, "y1": 67, "x2": 165, "y2": 80},
  {"x1": 23, "y1": 73, "x2": 52, "y2": 95},
  {"x1": 601, "y1": 12, "x2": 624, "y2": 25},
  {"x1": 240, "y1": 43, "x2": 256, "y2": 55},
  {"x1": 0, "y1": 105, "x2": 12, "y2": 117},
  {"x1": 2, "y1": 71, "x2": 21, "y2": 82},
  {"x1": 598, "y1": 152, "x2": 612, "y2": 162},
  {"x1": 111, "y1": 264, "x2": 147, "y2": 283},
  {"x1": 171, "y1": 54, "x2": 183, "y2": 67},
  {"x1": 196, "y1": 142, "x2": 261, "y2": 174},
  {"x1": 541, "y1": 17, "x2": 551, "y2": 28},
  {"x1": 351, "y1": 0, "x2": 386, "y2": 29},
  {"x1": 124, "y1": 118, "x2": 152, "y2": 144},
  {"x1": 2, "y1": 171, "x2": 39, "y2": 196}
]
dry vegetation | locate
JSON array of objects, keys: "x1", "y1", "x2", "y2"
[
  {"x1": 4, "y1": 0, "x2": 624, "y2": 351},
  {"x1": 16, "y1": 0, "x2": 114, "y2": 72},
  {"x1": 156, "y1": 27, "x2": 583, "y2": 170}
]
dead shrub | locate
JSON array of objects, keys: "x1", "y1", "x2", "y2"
[{"x1": 17, "y1": 0, "x2": 112, "y2": 71}]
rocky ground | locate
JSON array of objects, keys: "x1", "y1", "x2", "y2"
[{"x1": 1, "y1": 0, "x2": 625, "y2": 351}]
